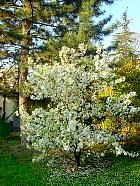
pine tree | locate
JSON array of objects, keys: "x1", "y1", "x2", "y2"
[
  {"x1": 113, "y1": 10, "x2": 136, "y2": 64},
  {"x1": 45, "y1": 0, "x2": 118, "y2": 61},
  {"x1": 0, "y1": 0, "x2": 83, "y2": 144},
  {"x1": 0, "y1": 0, "x2": 118, "y2": 144},
  {"x1": 1, "y1": 0, "x2": 118, "y2": 65},
  {"x1": 112, "y1": 10, "x2": 140, "y2": 107}
]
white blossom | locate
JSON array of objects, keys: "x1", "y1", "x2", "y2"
[{"x1": 23, "y1": 45, "x2": 140, "y2": 163}]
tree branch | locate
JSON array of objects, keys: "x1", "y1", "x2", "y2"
[{"x1": 35, "y1": 21, "x2": 58, "y2": 28}]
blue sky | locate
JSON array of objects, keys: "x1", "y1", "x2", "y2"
[{"x1": 103, "y1": 0, "x2": 140, "y2": 46}]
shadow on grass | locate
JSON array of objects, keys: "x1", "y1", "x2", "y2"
[{"x1": 0, "y1": 134, "x2": 140, "y2": 186}]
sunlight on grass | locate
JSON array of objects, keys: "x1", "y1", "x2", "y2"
[{"x1": 0, "y1": 135, "x2": 140, "y2": 186}]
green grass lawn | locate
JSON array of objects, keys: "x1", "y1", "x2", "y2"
[{"x1": 0, "y1": 135, "x2": 140, "y2": 186}]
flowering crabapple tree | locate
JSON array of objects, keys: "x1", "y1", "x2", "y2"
[{"x1": 23, "y1": 44, "x2": 140, "y2": 166}]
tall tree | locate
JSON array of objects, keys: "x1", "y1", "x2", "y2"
[
  {"x1": 19, "y1": 0, "x2": 32, "y2": 144},
  {"x1": 45, "y1": 0, "x2": 118, "y2": 61},
  {"x1": 1, "y1": 0, "x2": 119, "y2": 65},
  {"x1": 0, "y1": 0, "x2": 118, "y2": 143},
  {"x1": 0, "y1": 0, "x2": 81, "y2": 144},
  {"x1": 113, "y1": 10, "x2": 136, "y2": 61},
  {"x1": 112, "y1": 10, "x2": 140, "y2": 107}
]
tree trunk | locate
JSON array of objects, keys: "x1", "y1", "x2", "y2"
[
  {"x1": 2, "y1": 93, "x2": 6, "y2": 120},
  {"x1": 19, "y1": 0, "x2": 32, "y2": 146},
  {"x1": 74, "y1": 151, "x2": 81, "y2": 167}
]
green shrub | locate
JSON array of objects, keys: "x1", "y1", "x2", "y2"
[{"x1": 0, "y1": 119, "x2": 11, "y2": 139}]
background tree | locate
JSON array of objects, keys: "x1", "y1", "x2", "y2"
[
  {"x1": 110, "y1": 10, "x2": 140, "y2": 146},
  {"x1": 112, "y1": 10, "x2": 140, "y2": 106},
  {"x1": 0, "y1": 0, "x2": 118, "y2": 144},
  {"x1": 45, "y1": 0, "x2": 118, "y2": 61}
]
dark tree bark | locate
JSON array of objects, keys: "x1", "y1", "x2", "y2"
[
  {"x1": 19, "y1": 0, "x2": 32, "y2": 146},
  {"x1": 74, "y1": 150, "x2": 81, "y2": 167}
]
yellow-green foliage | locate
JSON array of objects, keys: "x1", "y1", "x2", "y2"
[
  {"x1": 100, "y1": 118, "x2": 114, "y2": 132},
  {"x1": 120, "y1": 123, "x2": 140, "y2": 146},
  {"x1": 99, "y1": 118, "x2": 140, "y2": 146},
  {"x1": 83, "y1": 143, "x2": 109, "y2": 154},
  {"x1": 91, "y1": 143, "x2": 110, "y2": 153}
]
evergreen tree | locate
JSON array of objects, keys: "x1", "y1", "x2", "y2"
[
  {"x1": 112, "y1": 10, "x2": 140, "y2": 108},
  {"x1": 0, "y1": 0, "x2": 118, "y2": 65},
  {"x1": 113, "y1": 10, "x2": 136, "y2": 63},
  {"x1": 45, "y1": 0, "x2": 118, "y2": 61},
  {"x1": 0, "y1": 0, "x2": 83, "y2": 144},
  {"x1": 0, "y1": 0, "x2": 118, "y2": 144}
]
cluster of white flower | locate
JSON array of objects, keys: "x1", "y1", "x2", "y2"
[
  {"x1": 23, "y1": 44, "x2": 140, "y2": 163},
  {"x1": 106, "y1": 93, "x2": 140, "y2": 118},
  {"x1": 112, "y1": 142, "x2": 139, "y2": 157}
]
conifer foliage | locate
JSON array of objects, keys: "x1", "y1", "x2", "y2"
[{"x1": 0, "y1": 0, "x2": 118, "y2": 144}]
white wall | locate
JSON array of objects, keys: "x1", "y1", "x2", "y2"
[{"x1": 0, "y1": 95, "x2": 15, "y2": 121}]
